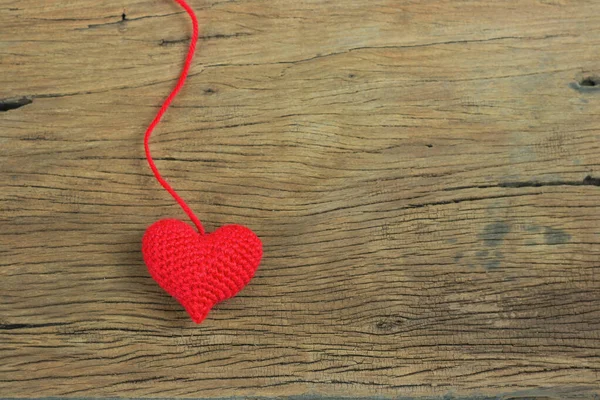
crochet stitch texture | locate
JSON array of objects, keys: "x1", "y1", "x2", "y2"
[{"x1": 142, "y1": 219, "x2": 263, "y2": 323}]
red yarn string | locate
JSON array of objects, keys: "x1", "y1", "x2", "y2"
[{"x1": 143, "y1": 0, "x2": 204, "y2": 234}]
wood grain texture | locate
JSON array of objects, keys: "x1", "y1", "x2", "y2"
[{"x1": 1, "y1": 0, "x2": 599, "y2": 398}]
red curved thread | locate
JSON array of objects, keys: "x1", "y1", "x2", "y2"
[{"x1": 143, "y1": 0, "x2": 204, "y2": 234}]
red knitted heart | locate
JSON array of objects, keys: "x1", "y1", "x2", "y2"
[{"x1": 142, "y1": 219, "x2": 262, "y2": 323}]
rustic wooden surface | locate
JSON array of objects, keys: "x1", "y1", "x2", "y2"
[{"x1": 1, "y1": 0, "x2": 599, "y2": 398}]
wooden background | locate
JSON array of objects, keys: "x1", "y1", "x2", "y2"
[{"x1": 1, "y1": 0, "x2": 599, "y2": 398}]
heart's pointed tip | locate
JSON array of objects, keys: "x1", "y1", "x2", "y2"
[{"x1": 183, "y1": 301, "x2": 214, "y2": 324}]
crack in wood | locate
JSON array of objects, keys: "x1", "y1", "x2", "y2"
[{"x1": 0, "y1": 97, "x2": 32, "y2": 111}]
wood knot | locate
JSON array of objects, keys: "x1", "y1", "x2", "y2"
[{"x1": 374, "y1": 315, "x2": 407, "y2": 332}]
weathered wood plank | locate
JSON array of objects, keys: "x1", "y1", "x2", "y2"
[{"x1": 1, "y1": 0, "x2": 599, "y2": 398}]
